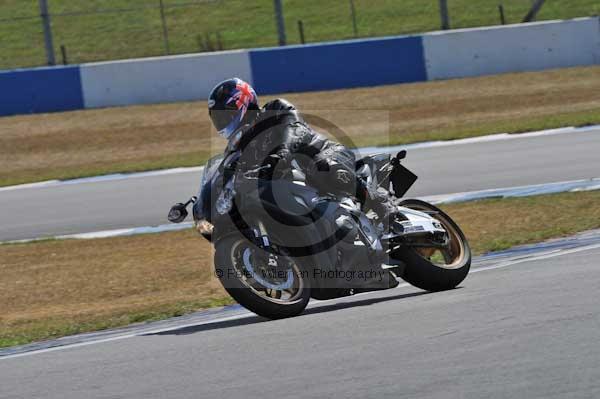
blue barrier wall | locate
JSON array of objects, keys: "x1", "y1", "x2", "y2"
[
  {"x1": 0, "y1": 66, "x2": 83, "y2": 116},
  {"x1": 249, "y1": 36, "x2": 427, "y2": 94}
]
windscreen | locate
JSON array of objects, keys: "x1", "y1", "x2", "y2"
[
  {"x1": 193, "y1": 155, "x2": 224, "y2": 221},
  {"x1": 199, "y1": 154, "x2": 224, "y2": 193}
]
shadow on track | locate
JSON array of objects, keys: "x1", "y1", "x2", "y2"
[{"x1": 146, "y1": 290, "x2": 431, "y2": 336}]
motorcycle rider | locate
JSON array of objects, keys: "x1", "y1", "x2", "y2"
[{"x1": 206, "y1": 77, "x2": 397, "y2": 228}]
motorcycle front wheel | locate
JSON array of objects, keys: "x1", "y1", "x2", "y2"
[
  {"x1": 214, "y1": 233, "x2": 311, "y2": 319},
  {"x1": 392, "y1": 199, "x2": 472, "y2": 291}
]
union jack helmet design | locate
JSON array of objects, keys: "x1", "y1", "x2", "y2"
[{"x1": 208, "y1": 78, "x2": 258, "y2": 139}]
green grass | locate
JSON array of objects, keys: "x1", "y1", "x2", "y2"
[
  {"x1": 0, "y1": 297, "x2": 234, "y2": 349},
  {"x1": 1, "y1": 0, "x2": 598, "y2": 69}
]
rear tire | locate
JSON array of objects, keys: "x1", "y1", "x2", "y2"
[
  {"x1": 393, "y1": 199, "x2": 471, "y2": 291},
  {"x1": 214, "y1": 233, "x2": 311, "y2": 319}
]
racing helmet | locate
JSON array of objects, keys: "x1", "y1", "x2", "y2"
[{"x1": 208, "y1": 78, "x2": 259, "y2": 139}]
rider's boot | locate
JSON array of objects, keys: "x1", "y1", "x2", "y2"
[
  {"x1": 370, "y1": 192, "x2": 402, "y2": 234},
  {"x1": 357, "y1": 179, "x2": 401, "y2": 233}
]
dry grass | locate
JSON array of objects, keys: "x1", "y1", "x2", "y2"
[
  {"x1": 443, "y1": 191, "x2": 600, "y2": 254},
  {"x1": 0, "y1": 229, "x2": 232, "y2": 348},
  {"x1": 286, "y1": 65, "x2": 600, "y2": 143},
  {"x1": 1, "y1": 65, "x2": 599, "y2": 186},
  {"x1": 2, "y1": 190, "x2": 600, "y2": 348}
]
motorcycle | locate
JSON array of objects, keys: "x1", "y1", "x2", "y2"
[{"x1": 168, "y1": 149, "x2": 471, "y2": 319}]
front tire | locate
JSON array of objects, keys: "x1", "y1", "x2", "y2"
[
  {"x1": 214, "y1": 233, "x2": 311, "y2": 319},
  {"x1": 393, "y1": 199, "x2": 471, "y2": 291}
]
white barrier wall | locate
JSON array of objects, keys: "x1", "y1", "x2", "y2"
[
  {"x1": 424, "y1": 17, "x2": 600, "y2": 80},
  {"x1": 80, "y1": 50, "x2": 252, "y2": 108}
]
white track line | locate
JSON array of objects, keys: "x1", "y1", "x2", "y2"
[
  {"x1": 3, "y1": 177, "x2": 599, "y2": 244},
  {"x1": 420, "y1": 177, "x2": 600, "y2": 205},
  {"x1": 0, "y1": 312, "x2": 253, "y2": 361},
  {"x1": 0, "y1": 167, "x2": 204, "y2": 193},
  {"x1": 355, "y1": 124, "x2": 599, "y2": 155},
  {"x1": 471, "y1": 243, "x2": 600, "y2": 273},
  {"x1": 2, "y1": 240, "x2": 600, "y2": 360},
  {"x1": 1, "y1": 124, "x2": 598, "y2": 193}
]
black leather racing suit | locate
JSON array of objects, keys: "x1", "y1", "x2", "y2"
[{"x1": 228, "y1": 99, "x2": 395, "y2": 224}]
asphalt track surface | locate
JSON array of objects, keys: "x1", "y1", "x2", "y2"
[
  {"x1": 1, "y1": 127, "x2": 599, "y2": 241},
  {"x1": 2, "y1": 234, "x2": 600, "y2": 398}
]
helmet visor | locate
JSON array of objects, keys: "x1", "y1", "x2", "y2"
[
  {"x1": 210, "y1": 108, "x2": 243, "y2": 139},
  {"x1": 210, "y1": 108, "x2": 236, "y2": 131}
]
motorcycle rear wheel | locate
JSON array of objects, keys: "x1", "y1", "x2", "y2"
[
  {"x1": 392, "y1": 199, "x2": 471, "y2": 291},
  {"x1": 214, "y1": 233, "x2": 311, "y2": 319}
]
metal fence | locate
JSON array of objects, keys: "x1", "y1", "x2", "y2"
[{"x1": 0, "y1": 0, "x2": 585, "y2": 71}]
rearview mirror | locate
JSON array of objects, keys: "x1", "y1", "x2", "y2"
[{"x1": 168, "y1": 203, "x2": 188, "y2": 223}]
